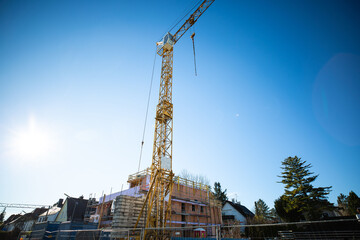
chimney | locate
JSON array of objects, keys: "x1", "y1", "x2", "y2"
[{"x1": 57, "y1": 199, "x2": 64, "y2": 207}]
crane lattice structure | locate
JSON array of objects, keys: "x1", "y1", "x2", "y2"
[
  {"x1": 134, "y1": 0, "x2": 215, "y2": 235},
  {"x1": 0, "y1": 203, "x2": 50, "y2": 209}
]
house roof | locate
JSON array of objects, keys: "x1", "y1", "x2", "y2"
[
  {"x1": 32, "y1": 208, "x2": 48, "y2": 217},
  {"x1": 16, "y1": 213, "x2": 36, "y2": 222},
  {"x1": 3, "y1": 214, "x2": 22, "y2": 225},
  {"x1": 2, "y1": 208, "x2": 47, "y2": 229},
  {"x1": 39, "y1": 206, "x2": 61, "y2": 217},
  {"x1": 17, "y1": 208, "x2": 48, "y2": 222},
  {"x1": 225, "y1": 201, "x2": 254, "y2": 218}
]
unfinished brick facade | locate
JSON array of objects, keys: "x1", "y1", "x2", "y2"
[
  {"x1": 126, "y1": 169, "x2": 222, "y2": 228},
  {"x1": 170, "y1": 182, "x2": 222, "y2": 227},
  {"x1": 100, "y1": 169, "x2": 222, "y2": 236}
]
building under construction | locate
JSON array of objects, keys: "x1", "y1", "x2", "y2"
[
  {"x1": 127, "y1": 168, "x2": 222, "y2": 228},
  {"x1": 91, "y1": 168, "x2": 221, "y2": 237}
]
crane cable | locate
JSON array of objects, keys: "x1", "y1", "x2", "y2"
[
  {"x1": 191, "y1": 31, "x2": 197, "y2": 76},
  {"x1": 168, "y1": 0, "x2": 202, "y2": 33},
  {"x1": 137, "y1": 46, "x2": 157, "y2": 172},
  {"x1": 159, "y1": 0, "x2": 203, "y2": 42}
]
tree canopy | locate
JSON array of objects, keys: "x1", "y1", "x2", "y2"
[
  {"x1": 275, "y1": 156, "x2": 333, "y2": 221},
  {"x1": 179, "y1": 169, "x2": 210, "y2": 186},
  {"x1": 254, "y1": 199, "x2": 271, "y2": 223},
  {"x1": 337, "y1": 191, "x2": 360, "y2": 216},
  {"x1": 213, "y1": 182, "x2": 228, "y2": 204}
]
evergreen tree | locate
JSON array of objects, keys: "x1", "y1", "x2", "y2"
[
  {"x1": 213, "y1": 182, "x2": 228, "y2": 204},
  {"x1": 337, "y1": 191, "x2": 360, "y2": 216},
  {"x1": 276, "y1": 156, "x2": 333, "y2": 221},
  {"x1": 347, "y1": 191, "x2": 360, "y2": 215},
  {"x1": 254, "y1": 199, "x2": 271, "y2": 223},
  {"x1": 337, "y1": 193, "x2": 348, "y2": 207},
  {"x1": 269, "y1": 207, "x2": 281, "y2": 222},
  {"x1": 274, "y1": 196, "x2": 302, "y2": 222}
]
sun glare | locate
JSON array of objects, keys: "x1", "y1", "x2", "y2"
[{"x1": 9, "y1": 117, "x2": 53, "y2": 160}]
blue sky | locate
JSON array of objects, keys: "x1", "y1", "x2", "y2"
[{"x1": 1, "y1": 0, "x2": 360, "y2": 218}]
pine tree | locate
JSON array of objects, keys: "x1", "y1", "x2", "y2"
[
  {"x1": 269, "y1": 208, "x2": 280, "y2": 222},
  {"x1": 275, "y1": 195, "x2": 302, "y2": 222},
  {"x1": 276, "y1": 156, "x2": 333, "y2": 221},
  {"x1": 254, "y1": 199, "x2": 271, "y2": 223},
  {"x1": 347, "y1": 191, "x2": 360, "y2": 215},
  {"x1": 337, "y1": 191, "x2": 360, "y2": 216},
  {"x1": 337, "y1": 193, "x2": 348, "y2": 206},
  {"x1": 213, "y1": 182, "x2": 228, "y2": 204}
]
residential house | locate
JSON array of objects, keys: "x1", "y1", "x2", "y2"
[
  {"x1": 31, "y1": 196, "x2": 97, "y2": 240},
  {"x1": 55, "y1": 196, "x2": 88, "y2": 222},
  {"x1": 37, "y1": 206, "x2": 61, "y2": 223},
  {"x1": 2, "y1": 208, "x2": 47, "y2": 232},
  {"x1": 37, "y1": 198, "x2": 63, "y2": 223},
  {"x1": 222, "y1": 201, "x2": 254, "y2": 226},
  {"x1": 1, "y1": 214, "x2": 22, "y2": 232}
]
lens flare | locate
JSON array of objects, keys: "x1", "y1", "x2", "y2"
[{"x1": 8, "y1": 116, "x2": 53, "y2": 161}]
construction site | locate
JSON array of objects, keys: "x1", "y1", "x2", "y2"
[
  {"x1": 91, "y1": 168, "x2": 222, "y2": 238},
  {"x1": 81, "y1": 1, "x2": 223, "y2": 238},
  {"x1": 3, "y1": 0, "x2": 223, "y2": 239},
  {"x1": 2, "y1": 0, "x2": 360, "y2": 239}
]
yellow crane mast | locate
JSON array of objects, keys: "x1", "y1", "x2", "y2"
[{"x1": 135, "y1": 0, "x2": 215, "y2": 234}]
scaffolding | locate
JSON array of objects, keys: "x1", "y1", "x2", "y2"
[
  {"x1": 84, "y1": 195, "x2": 98, "y2": 223},
  {"x1": 124, "y1": 169, "x2": 222, "y2": 233},
  {"x1": 128, "y1": 168, "x2": 211, "y2": 192}
]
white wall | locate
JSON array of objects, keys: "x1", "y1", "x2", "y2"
[
  {"x1": 222, "y1": 202, "x2": 247, "y2": 225},
  {"x1": 23, "y1": 220, "x2": 35, "y2": 231},
  {"x1": 37, "y1": 212, "x2": 59, "y2": 223},
  {"x1": 55, "y1": 200, "x2": 68, "y2": 222}
]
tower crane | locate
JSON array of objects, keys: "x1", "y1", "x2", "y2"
[{"x1": 134, "y1": 0, "x2": 215, "y2": 236}]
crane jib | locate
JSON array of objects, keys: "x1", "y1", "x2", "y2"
[{"x1": 156, "y1": 0, "x2": 215, "y2": 56}]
